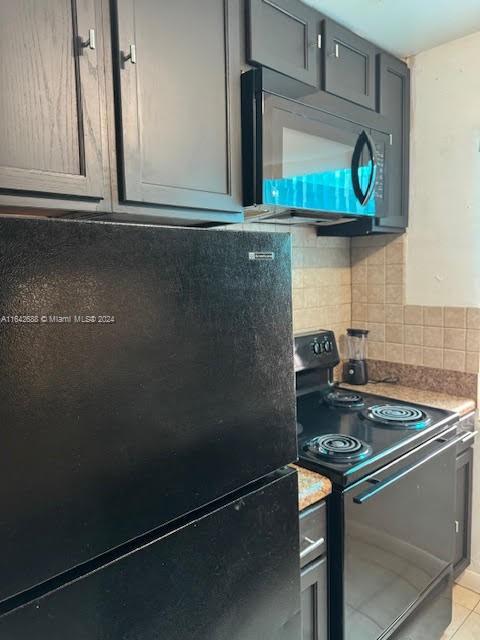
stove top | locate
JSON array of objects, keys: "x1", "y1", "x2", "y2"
[{"x1": 297, "y1": 386, "x2": 456, "y2": 486}]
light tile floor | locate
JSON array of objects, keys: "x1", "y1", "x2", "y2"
[{"x1": 441, "y1": 585, "x2": 480, "y2": 639}]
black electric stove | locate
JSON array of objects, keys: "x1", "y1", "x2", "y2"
[
  {"x1": 297, "y1": 387, "x2": 454, "y2": 487},
  {"x1": 295, "y1": 331, "x2": 464, "y2": 640}
]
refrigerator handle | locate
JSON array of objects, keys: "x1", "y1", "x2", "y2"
[{"x1": 351, "y1": 130, "x2": 377, "y2": 206}]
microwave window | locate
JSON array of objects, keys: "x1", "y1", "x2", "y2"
[{"x1": 264, "y1": 127, "x2": 375, "y2": 215}]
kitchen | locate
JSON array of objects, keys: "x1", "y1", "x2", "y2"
[{"x1": 0, "y1": 1, "x2": 479, "y2": 639}]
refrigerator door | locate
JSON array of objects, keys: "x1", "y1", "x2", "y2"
[
  {"x1": 0, "y1": 471, "x2": 301, "y2": 640},
  {"x1": 0, "y1": 218, "x2": 296, "y2": 603}
]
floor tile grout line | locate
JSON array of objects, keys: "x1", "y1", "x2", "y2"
[{"x1": 449, "y1": 609, "x2": 474, "y2": 639}]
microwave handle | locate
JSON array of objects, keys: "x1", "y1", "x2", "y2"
[{"x1": 351, "y1": 130, "x2": 377, "y2": 206}]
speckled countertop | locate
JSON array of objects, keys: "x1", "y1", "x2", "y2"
[
  {"x1": 290, "y1": 464, "x2": 332, "y2": 511},
  {"x1": 341, "y1": 382, "x2": 476, "y2": 416}
]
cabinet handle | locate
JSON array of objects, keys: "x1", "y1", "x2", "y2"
[
  {"x1": 455, "y1": 520, "x2": 460, "y2": 534},
  {"x1": 300, "y1": 536, "x2": 325, "y2": 559},
  {"x1": 124, "y1": 44, "x2": 137, "y2": 64},
  {"x1": 79, "y1": 28, "x2": 95, "y2": 51},
  {"x1": 335, "y1": 43, "x2": 339, "y2": 58}
]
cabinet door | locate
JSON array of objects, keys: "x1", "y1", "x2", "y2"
[
  {"x1": 0, "y1": 0, "x2": 105, "y2": 200},
  {"x1": 377, "y1": 53, "x2": 410, "y2": 230},
  {"x1": 323, "y1": 20, "x2": 376, "y2": 110},
  {"x1": 113, "y1": 0, "x2": 241, "y2": 215},
  {"x1": 246, "y1": 0, "x2": 319, "y2": 87},
  {"x1": 301, "y1": 556, "x2": 328, "y2": 640},
  {"x1": 454, "y1": 448, "x2": 473, "y2": 577}
]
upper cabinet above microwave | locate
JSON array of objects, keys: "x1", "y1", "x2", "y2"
[
  {"x1": 246, "y1": 0, "x2": 320, "y2": 87},
  {"x1": 246, "y1": 1, "x2": 377, "y2": 111}
]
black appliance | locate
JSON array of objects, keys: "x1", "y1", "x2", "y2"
[
  {"x1": 344, "y1": 327, "x2": 369, "y2": 385},
  {"x1": 241, "y1": 68, "x2": 390, "y2": 227},
  {"x1": 0, "y1": 217, "x2": 300, "y2": 639},
  {"x1": 295, "y1": 330, "x2": 471, "y2": 640}
]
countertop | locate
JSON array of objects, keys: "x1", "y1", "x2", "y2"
[
  {"x1": 290, "y1": 464, "x2": 332, "y2": 511},
  {"x1": 342, "y1": 382, "x2": 476, "y2": 417}
]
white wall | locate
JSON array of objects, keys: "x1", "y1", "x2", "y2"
[{"x1": 406, "y1": 31, "x2": 480, "y2": 308}]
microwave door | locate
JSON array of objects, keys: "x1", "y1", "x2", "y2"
[
  {"x1": 368, "y1": 129, "x2": 390, "y2": 219},
  {"x1": 262, "y1": 94, "x2": 378, "y2": 219}
]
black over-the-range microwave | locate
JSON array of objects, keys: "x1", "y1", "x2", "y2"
[{"x1": 241, "y1": 68, "x2": 393, "y2": 229}]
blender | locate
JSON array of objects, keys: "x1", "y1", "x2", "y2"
[{"x1": 344, "y1": 328, "x2": 369, "y2": 385}]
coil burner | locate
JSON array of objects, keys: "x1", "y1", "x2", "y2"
[
  {"x1": 361, "y1": 404, "x2": 431, "y2": 430},
  {"x1": 305, "y1": 434, "x2": 372, "y2": 463},
  {"x1": 325, "y1": 390, "x2": 365, "y2": 409}
]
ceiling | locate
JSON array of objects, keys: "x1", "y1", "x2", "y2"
[{"x1": 302, "y1": 0, "x2": 480, "y2": 57}]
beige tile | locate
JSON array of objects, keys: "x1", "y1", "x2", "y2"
[
  {"x1": 366, "y1": 247, "x2": 385, "y2": 265},
  {"x1": 424, "y1": 326, "x2": 444, "y2": 348},
  {"x1": 386, "y1": 304, "x2": 404, "y2": 324},
  {"x1": 386, "y1": 284, "x2": 404, "y2": 304},
  {"x1": 352, "y1": 264, "x2": 367, "y2": 284},
  {"x1": 367, "y1": 265, "x2": 385, "y2": 285},
  {"x1": 404, "y1": 345, "x2": 423, "y2": 365},
  {"x1": 445, "y1": 306, "x2": 467, "y2": 328},
  {"x1": 385, "y1": 342, "x2": 404, "y2": 363},
  {"x1": 405, "y1": 325, "x2": 423, "y2": 346},
  {"x1": 292, "y1": 270, "x2": 304, "y2": 289},
  {"x1": 368, "y1": 341, "x2": 385, "y2": 361},
  {"x1": 385, "y1": 241, "x2": 404, "y2": 265},
  {"x1": 386, "y1": 264, "x2": 404, "y2": 285},
  {"x1": 367, "y1": 323, "x2": 385, "y2": 342},
  {"x1": 453, "y1": 585, "x2": 480, "y2": 610},
  {"x1": 352, "y1": 285, "x2": 367, "y2": 303},
  {"x1": 466, "y1": 352, "x2": 480, "y2": 374},
  {"x1": 423, "y1": 348, "x2": 443, "y2": 369},
  {"x1": 386, "y1": 324, "x2": 404, "y2": 344},
  {"x1": 367, "y1": 304, "x2": 386, "y2": 323},
  {"x1": 350, "y1": 247, "x2": 369, "y2": 267},
  {"x1": 352, "y1": 303, "x2": 367, "y2": 322},
  {"x1": 444, "y1": 349, "x2": 466, "y2": 372},
  {"x1": 367, "y1": 285, "x2": 386, "y2": 304},
  {"x1": 442, "y1": 603, "x2": 471, "y2": 638},
  {"x1": 423, "y1": 306, "x2": 444, "y2": 327},
  {"x1": 467, "y1": 307, "x2": 480, "y2": 330},
  {"x1": 467, "y1": 330, "x2": 480, "y2": 352},
  {"x1": 303, "y1": 288, "x2": 321, "y2": 309},
  {"x1": 404, "y1": 305, "x2": 424, "y2": 325},
  {"x1": 292, "y1": 288, "x2": 305, "y2": 310},
  {"x1": 451, "y1": 611, "x2": 480, "y2": 639},
  {"x1": 444, "y1": 328, "x2": 466, "y2": 351}
]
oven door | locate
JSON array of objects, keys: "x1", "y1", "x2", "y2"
[
  {"x1": 261, "y1": 93, "x2": 387, "y2": 218},
  {"x1": 341, "y1": 428, "x2": 460, "y2": 640}
]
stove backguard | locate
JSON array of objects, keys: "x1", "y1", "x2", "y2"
[{"x1": 295, "y1": 331, "x2": 340, "y2": 394}]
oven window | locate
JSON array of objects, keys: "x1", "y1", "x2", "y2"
[{"x1": 263, "y1": 126, "x2": 376, "y2": 215}]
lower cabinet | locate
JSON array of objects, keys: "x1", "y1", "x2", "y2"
[
  {"x1": 454, "y1": 446, "x2": 474, "y2": 578},
  {"x1": 299, "y1": 500, "x2": 328, "y2": 640},
  {"x1": 301, "y1": 556, "x2": 328, "y2": 640}
]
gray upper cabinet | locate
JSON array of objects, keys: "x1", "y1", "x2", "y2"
[
  {"x1": 323, "y1": 20, "x2": 377, "y2": 110},
  {"x1": 246, "y1": 0, "x2": 319, "y2": 87},
  {"x1": 113, "y1": 0, "x2": 242, "y2": 216},
  {"x1": 377, "y1": 53, "x2": 410, "y2": 230},
  {"x1": 0, "y1": 0, "x2": 106, "y2": 204}
]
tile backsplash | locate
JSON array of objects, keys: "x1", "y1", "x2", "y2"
[
  {"x1": 351, "y1": 234, "x2": 480, "y2": 375},
  {"x1": 222, "y1": 222, "x2": 479, "y2": 394}
]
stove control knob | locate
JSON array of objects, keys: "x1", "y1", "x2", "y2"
[
  {"x1": 312, "y1": 341, "x2": 322, "y2": 355},
  {"x1": 324, "y1": 340, "x2": 332, "y2": 352}
]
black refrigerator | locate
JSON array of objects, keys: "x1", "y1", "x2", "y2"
[{"x1": 0, "y1": 218, "x2": 300, "y2": 639}]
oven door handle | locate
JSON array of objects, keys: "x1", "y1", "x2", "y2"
[{"x1": 353, "y1": 432, "x2": 468, "y2": 505}]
